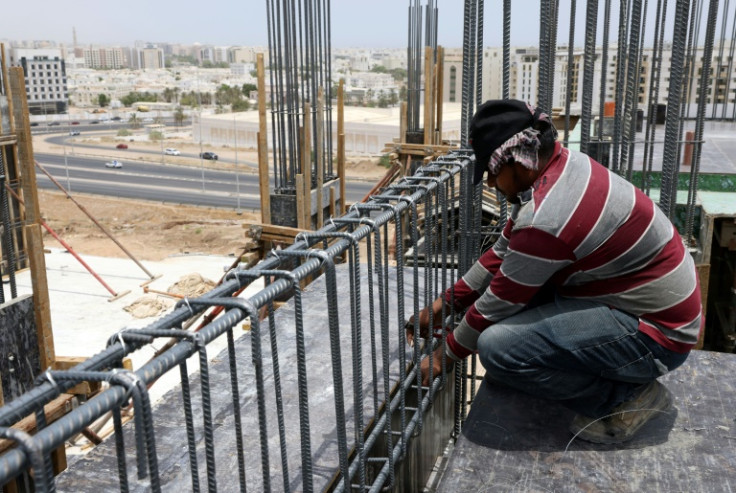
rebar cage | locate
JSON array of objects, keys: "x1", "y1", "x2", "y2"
[{"x1": 0, "y1": 152, "x2": 485, "y2": 492}]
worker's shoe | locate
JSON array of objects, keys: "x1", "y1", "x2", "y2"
[{"x1": 569, "y1": 380, "x2": 672, "y2": 444}]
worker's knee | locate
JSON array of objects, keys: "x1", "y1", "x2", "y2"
[{"x1": 476, "y1": 327, "x2": 512, "y2": 374}]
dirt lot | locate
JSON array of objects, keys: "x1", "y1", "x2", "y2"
[
  {"x1": 34, "y1": 132, "x2": 390, "y2": 261},
  {"x1": 39, "y1": 190, "x2": 258, "y2": 261}
]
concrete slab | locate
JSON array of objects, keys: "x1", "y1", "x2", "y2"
[
  {"x1": 5, "y1": 248, "x2": 263, "y2": 404},
  {"x1": 436, "y1": 350, "x2": 736, "y2": 493},
  {"x1": 54, "y1": 263, "x2": 430, "y2": 492}
]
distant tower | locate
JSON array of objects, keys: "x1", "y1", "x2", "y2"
[{"x1": 72, "y1": 27, "x2": 81, "y2": 57}]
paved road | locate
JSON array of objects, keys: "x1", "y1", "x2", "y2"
[{"x1": 34, "y1": 151, "x2": 375, "y2": 211}]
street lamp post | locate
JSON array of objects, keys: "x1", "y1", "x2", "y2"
[
  {"x1": 67, "y1": 111, "x2": 75, "y2": 156},
  {"x1": 62, "y1": 133, "x2": 72, "y2": 192},
  {"x1": 233, "y1": 113, "x2": 241, "y2": 213},
  {"x1": 159, "y1": 110, "x2": 164, "y2": 164},
  {"x1": 197, "y1": 70, "x2": 205, "y2": 193}
]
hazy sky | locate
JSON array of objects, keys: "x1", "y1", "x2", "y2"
[{"x1": 3, "y1": 1, "x2": 732, "y2": 49}]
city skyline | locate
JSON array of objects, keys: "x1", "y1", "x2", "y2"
[{"x1": 7, "y1": 1, "x2": 728, "y2": 50}]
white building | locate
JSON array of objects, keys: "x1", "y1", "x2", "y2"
[
  {"x1": 193, "y1": 103, "x2": 462, "y2": 155},
  {"x1": 135, "y1": 46, "x2": 165, "y2": 70},
  {"x1": 9, "y1": 47, "x2": 68, "y2": 114}
]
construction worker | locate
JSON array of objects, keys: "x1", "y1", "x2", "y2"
[{"x1": 408, "y1": 99, "x2": 703, "y2": 444}]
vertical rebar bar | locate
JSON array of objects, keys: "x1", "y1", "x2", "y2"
[
  {"x1": 580, "y1": 0, "x2": 600, "y2": 155},
  {"x1": 612, "y1": 0, "x2": 631, "y2": 173},
  {"x1": 686, "y1": 0, "x2": 721, "y2": 240},
  {"x1": 563, "y1": 0, "x2": 576, "y2": 146},
  {"x1": 597, "y1": 0, "x2": 612, "y2": 166},
  {"x1": 660, "y1": 0, "x2": 696, "y2": 218},
  {"x1": 0, "y1": 174, "x2": 17, "y2": 299}
]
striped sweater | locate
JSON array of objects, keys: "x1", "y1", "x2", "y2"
[{"x1": 445, "y1": 143, "x2": 703, "y2": 361}]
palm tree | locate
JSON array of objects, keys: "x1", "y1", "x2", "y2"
[
  {"x1": 162, "y1": 87, "x2": 175, "y2": 103},
  {"x1": 128, "y1": 113, "x2": 141, "y2": 129},
  {"x1": 173, "y1": 106, "x2": 186, "y2": 127}
]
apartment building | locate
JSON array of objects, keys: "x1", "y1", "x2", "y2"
[
  {"x1": 10, "y1": 48, "x2": 68, "y2": 115},
  {"x1": 84, "y1": 47, "x2": 127, "y2": 69}
]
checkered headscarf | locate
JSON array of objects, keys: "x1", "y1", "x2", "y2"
[{"x1": 485, "y1": 109, "x2": 555, "y2": 176}]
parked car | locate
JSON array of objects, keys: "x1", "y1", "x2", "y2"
[
  {"x1": 71, "y1": 121, "x2": 80, "y2": 125},
  {"x1": 116, "y1": 143, "x2": 128, "y2": 149},
  {"x1": 48, "y1": 121, "x2": 60, "y2": 126},
  {"x1": 90, "y1": 120, "x2": 100, "y2": 124},
  {"x1": 30, "y1": 122, "x2": 39, "y2": 127},
  {"x1": 164, "y1": 148, "x2": 180, "y2": 156},
  {"x1": 200, "y1": 151, "x2": 218, "y2": 160},
  {"x1": 111, "y1": 116, "x2": 122, "y2": 121},
  {"x1": 69, "y1": 131, "x2": 80, "y2": 136},
  {"x1": 104, "y1": 160, "x2": 123, "y2": 169}
]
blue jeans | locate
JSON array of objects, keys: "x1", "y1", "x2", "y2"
[{"x1": 476, "y1": 295, "x2": 689, "y2": 418}]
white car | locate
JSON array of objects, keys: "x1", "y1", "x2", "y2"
[
  {"x1": 164, "y1": 148, "x2": 180, "y2": 156},
  {"x1": 104, "y1": 160, "x2": 123, "y2": 169}
]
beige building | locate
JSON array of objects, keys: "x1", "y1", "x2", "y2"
[
  {"x1": 84, "y1": 47, "x2": 127, "y2": 69},
  {"x1": 135, "y1": 46, "x2": 165, "y2": 70},
  {"x1": 193, "y1": 103, "x2": 463, "y2": 155}
]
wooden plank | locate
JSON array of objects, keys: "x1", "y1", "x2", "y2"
[
  {"x1": 337, "y1": 79, "x2": 346, "y2": 216},
  {"x1": 0, "y1": 44, "x2": 14, "y2": 135},
  {"x1": 302, "y1": 102, "x2": 312, "y2": 229},
  {"x1": 329, "y1": 186, "x2": 336, "y2": 220},
  {"x1": 257, "y1": 53, "x2": 271, "y2": 225},
  {"x1": 25, "y1": 224, "x2": 55, "y2": 371},
  {"x1": 316, "y1": 88, "x2": 325, "y2": 228},
  {"x1": 386, "y1": 143, "x2": 456, "y2": 152},
  {"x1": 244, "y1": 223, "x2": 306, "y2": 238},
  {"x1": 436, "y1": 46, "x2": 444, "y2": 143},
  {"x1": 296, "y1": 173, "x2": 306, "y2": 230},
  {"x1": 0, "y1": 135, "x2": 17, "y2": 146},
  {"x1": 53, "y1": 357, "x2": 101, "y2": 395},
  {"x1": 0, "y1": 393, "x2": 75, "y2": 453},
  {"x1": 695, "y1": 263, "x2": 710, "y2": 350},
  {"x1": 423, "y1": 46, "x2": 433, "y2": 145},
  {"x1": 9, "y1": 68, "x2": 40, "y2": 225},
  {"x1": 400, "y1": 101, "x2": 408, "y2": 145},
  {"x1": 338, "y1": 134, "x2": 346, "y2": 215}
]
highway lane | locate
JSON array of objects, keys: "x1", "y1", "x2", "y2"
[
  {"x1": 34, "y1": 152, "x2": 375, "y2": 210},
  {"x1": 44, "y1": 132, "x2": 257, "y2": 168}
]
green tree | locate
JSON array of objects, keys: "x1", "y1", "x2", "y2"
[
  {"x1": 117, "y1": 128, "x2": 132, "y2": 136},
  {"x1": 162, "y1": 87, "x2": 180, "y2": 103},
  {"x1": 370, "y1": 65, "x2": 388, "y2": 73},
  {"x1": 98, "y1": 94, "x2": 110, "y2": 107},
  {"x1": 180, "y1": 92, "x2": 198, "y2": 107},
  {"x1": 128, "y1": 113, "x2": 141, "y2": 129},
  {"x1": 216, "y1": 84, "x2": 245, "y2": 106},
  {"x1": 242, "y1": 83, "x2": 257, "y2": 98},
  {"x1": 232, "y1": 100, "x2": 251, "y2": 112},
  {"x1": 399, "y1": 86, "x2": 408, "y2": 102},
  {"x1": 389, "y1": 68, "x2": 407, "y2": 81},
  {"x1": 148, "y1": 131, "x2": 164, "y2": 141},
  {"x1": 173, "y1": 106, "x2": 186, "y2": 126},
  {"x1": 120, "y1": 91, "x2": 158, "y2": 107},
  {"x1": 388, "y1": 88, "x2": 398, "y2": 106}
]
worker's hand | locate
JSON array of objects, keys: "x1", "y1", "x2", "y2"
[
  {"x1": 405, "y1": 297, "x2": 447, "y2": 347},
  {"x1": 420, "y1": 346, "x2": 451, "y2": 387}
]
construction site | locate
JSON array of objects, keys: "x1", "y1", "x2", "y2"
[{"x1": 1, "y1": 0, "x2": 736, "y2": 491}]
